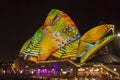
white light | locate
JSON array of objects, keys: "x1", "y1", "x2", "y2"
[
  {"x1": 94, "y1": 68, "x2": 99, "y2": 71},
  {"x1": 62, "y1": 71, "x2": 67, "y2": 74},
  {"x1": 61, "y1": 68, "x2": 63, "y2": 71},
  {"x1": 25, "y1": 65, "x2": 29, "y2": 68},
  {"x1": 113, "y1": 68, "x2": 117, "y2": 71},
  {"x1": 100, "y1": 67, "x2": 103, "y2": 70},
  {"x1": 31, "y1": 71, "x2": 34, "y2": 74},
  {"x1": 20, "y1": 70, "x2": 23, "y2": 74},
  {"x1": 3, "y1": 70, "x2": 6, "y2": 74},
  {"x1": 117, "y1": 33, "x2": 120, "y2": 37},
  {"x1": 52, "y1": 69, "x2": 54, "y2": 71},
  {"x1": 71, "y1": 69, "x2": 73, "y2": 71},
  {"x1": 78, "y1": 68, "x2": 85, "y2": 71},
  {"x1": 90, "y1": 69, "x2": 93, "y2": 72}
]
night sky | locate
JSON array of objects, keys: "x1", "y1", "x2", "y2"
[{"x1": 0, "y1": 0, "x2": 120, "y2": 61}]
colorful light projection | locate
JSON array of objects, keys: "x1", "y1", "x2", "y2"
[
  {"x1": 79, "y1": 24, "x2": 112, "y2": 43},
  {"x1": 52, "y1": 39, "x2": 79, "y2": 59},
  {"x1": 19, "y1": 9, "x2": 80, "y2": 62},
  {"x1": 19, "y1": 9, "x2": 116, "y2": 64},
  {"x1": 80, "y1": 34, "x2": 116, "y2": 63},
  {"x1": 77, "y1": 24, "x2": 116, "y2": 63}
]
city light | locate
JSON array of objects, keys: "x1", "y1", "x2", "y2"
[
  {"x1": 62, "y1": 71, "x2": 67, "y2": 74},
  {"x1": 31, "y1": 70, "x2": 34, "y2": 74},
  {"x1": 113, "y1": 68, "x2": 117, "y2": 71},
  {"x1": 117, "y1": 33, "x2": 120, "y2": 37},
  {"x1": 60, "y1": 68, "x2": 63, "y2": 71},
  {"x1": 71, "y1": 69, "x2": 73, "y2": 71},
  {"x1": 20, "y1": 70, "x2": 23, "y2": 74},
  {"x1": 78, "y1": 68, "x2": 85, "y2": 71},
  {"x1": 25, "y1": 65, "x2": 29, "y2": 68},
  {"x1": 100, "y1": 67, "x2": 103, "y2": 70}
]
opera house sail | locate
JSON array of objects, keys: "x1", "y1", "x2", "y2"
[{"x1": 19, "y1": 9, "x2": 80, "y2": 62}]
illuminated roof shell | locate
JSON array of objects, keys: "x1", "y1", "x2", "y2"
[
  {"x1": 77, "y1": 24, "x2": 116, "y2": 63},
  {"x1": 19, "y1": 9, "x2": 80, "y2": 62}
]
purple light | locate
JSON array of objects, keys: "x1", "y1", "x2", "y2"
[
  {"x1": 53, "y1": 63, "x2": 59, "y2": 70},
  {"x1": 36, "y1": 69, "x2": 56, "y2": 75}
]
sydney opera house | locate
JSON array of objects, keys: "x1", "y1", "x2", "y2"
[{"x1": 12, "y1": 9, "x2": 120, "y2": 79}]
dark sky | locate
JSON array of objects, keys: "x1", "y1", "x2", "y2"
[{"x1": 0, "y1": 0, "x2": 120, "y2": 61}]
